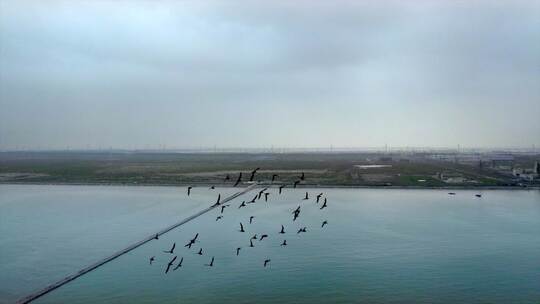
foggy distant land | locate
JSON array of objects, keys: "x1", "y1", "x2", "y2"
[{"x1": 1, "y1": 151, "x2": 538, "y2": 188}]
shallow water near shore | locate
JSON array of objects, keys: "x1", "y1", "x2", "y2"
[{"x1": 1, "y1": 185, "x2": 540, "y2": 303}]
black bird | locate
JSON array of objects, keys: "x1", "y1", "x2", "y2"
[
  {"x1": 224, "y1": 174, "x2": 231, "y2": 182},
  {"x1": 154, "y1": 233, "x2": 159, "y2": 240},
  {"x1": 322, "y1": 220, "x2": 328, "y2": 228},
  {"x1": 271, "y1": 174, "x2": 279, "y2": 182},
  {"x1": 185, "y1": 233, "x2": 199, "y2": 248},
  {"x1": 259, "y1": 234, "x2": 268, "y2": 241},
  {"x1": 220, "y1": 204, "x2": 228, "y2": 213},
  {"x1": 216, "y1": 215, "x2": 223, "y2": 221},
  {"x1": 292, "y1": 206, "x2": 301, "y2": 221},
  {"x1": 173, "y1": 257, "x2": 183, "y2": 271},
  {"x1": 165, "y1": 256, "x2": 177, "y2": 274},
  {"x1": 249, "y1": 216, "x2": 255, "y2": 224},
  {"x1": 236, "y1": 247, "x2": 241, "y2": 256},
  {"x1": 258, "y1": 188, "x2": 267, "y2": 200},
  {"x1": 316, "y1": 193, "x2": 323, "y2": 203},
  {"x1": 149, "y1": 256, "x2": 155, "y2": 265},
  {"x1": 303, "y1": 192, "x2": 309, "y2": 200},
  {"x1": 239, "y1": 222, "x2": 245, "y2": 232},
  {"x1": 210, "y1": 185, "x2": 215, "y2": 190},
  {"x1": 279, "y1": 225, "x2": 285, "y2": 234},
  {"x1": 187, "y1": 186, "x2": 193, "y2": 196},
  {"x1": 205, "y1": 256, "x2": 214, "y2": 267},
  {"x1": 475, "y1": 194, "x2": 482, "y2": 198},
  {"x1": 213, "y1": 194, "x2": 221, "y2": 207},
  {"x1": 233, "y1": 172, "x2": 242, "y2": 187},
  {"x1": 293, "y1": 180, "x2": 300, "y2": 188},
  {"x1": 280, "y1": 240, "x2": 287, "y2": 246},
  {"x1": 249, "y1": 168, "x2": 260, "y2": 182},
  {"x1": 264, "y1": 259, "x2": 271, "y2": 267},
  {"x1": 251, "y1": 234, "x2": 258, "y2": 240},
  {"x1": 249, "y1": 239, "x2": 254, "y2": 247},
  {"x1": 238, "y1": 201, "x2": 247, "y2": 209},
  {"x1": 249, "y1": 195, "x2": 257, "y2": 203},
  {"x1": 279, "y1": 185, "x2": 285, "y2": 194},
  {"x1": 264, "y1": 192, "x2": 270, "y2": 202},
  {"x1": 448, "y1": 192, "x2": 456, "y2": 195},
  {"x1": 297, "y1": 227, "x2": 307, "y2": 234},
  {"x1": 320, "y1": 199, "x2": 328, "y2": 210},
  {"x1": 197, "y1": 248, "x2": 203, "y2": 255},
  {"x1": 300, "y1": 172, "x2": 305, "y2": 180},
  {"x1": 163, "y1": 243, "x2": 176, "y2": 254}
]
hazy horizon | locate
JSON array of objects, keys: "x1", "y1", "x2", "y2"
[{"x1": 1, "y1": 0, "x2": 539, "y2": 150}]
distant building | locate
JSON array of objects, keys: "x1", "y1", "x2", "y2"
[{"x1": 513, "y1": 161, "x2": 539, "y2": 181}]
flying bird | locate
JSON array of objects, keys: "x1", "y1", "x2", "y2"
[
  {"x1": 239, "y1": 222, "x2": 245, "y2": 232},
  {"x1": 279, "y1": 225, "x2": 285, "y2": 234},
  {"x1": 224, "y1": 174, "x2": 231, "y2": 182},
  {"x1": 475, "y1": 194, "x2": 482, "y2": 197},
  {"x1": 297, "y1": 227, "x2": 307, "y2": 234},
  {"x1": 316, "y1": 193, "x2": 323, "y2": 203},
  {"x1": 233, "y1": 172, "x2": 242, "y2": 187},
  {"x1": 303, "y1": 192, "x2": 309, "y2": 200},
  {"x1": 249, "y1": 216, "x2": 255, "y2": 224},
  {"x1": 249, "y1": 239, "x2": 254, "y2": 247},
  {"x1": 258, "y1": 188, "x2": 267, "y2": 200},
  {"x1": 154, "y1": 233, "x2": 159, "y2": 240},
  {"x1": 236, "y1": 247, "x2": 241, "y2": 256},
  {"x1": 300, "y1": 172, "x2": 305, "y2": 180},
  {"x1": 165, "y1": 256, "x2": 177, "y2": 274},
  {"x1": 249, "y1": 195, "x2": 257, "y2": 203},
  {"x1": 163, "y1": 243, "x2": 176, "y2": 254},
  {"x1": 205, "y1": 256, "x2": 214, "y2": 267},
  {"x1": 173, "y1": 257, "x2": 184, "y2": 271},
  {"x1": 249, "y1": 168, "x2": 260, "y2": 182},
  {"x1": 210, "y1": 185, "x2": 215, "y2": 190},
  {"x1": 293, "y1": 180, "x2": 300, "y2": 188},
  {"x1": 448, "y1": 192, "x2": 456, "y2": 195},
  {"x1": 280, "y1": 240, "x2": 287, "y2": 246},
  {"x1": 187, "y1": 186, "x2": 193, "y2": 196},
  {"x1": 271, "y1": 174, "x2": 279, "y2": 182},
  {"x1": 251, "y1": 234, "x2": 258, "y2": 240},
  {"x1": 238, "y1": 201, "x2": 246, "y2": 209},
  {"x1": 185, "y1": 233, "x2": 199, "y2": 248},
  {"x1": 264, "y1": 259, "x2": 271, "y2": 267},
  {"x1": 320, "y1": 199, "x2": 328, "y2": 210},
  {"x1": 220, "y1": 204, "x2": 229, "y2": 213},
  {"x1": 197, "y1": 248, "x2": 203, "y2": 255},
  {"x1": 259, "y1": 234, "x2": 268, "y2": 241},
  {"x1": 149, "y1": 256, "x2": 155, "y2": 265},
  {"x1": 213, "y1": 194, "x2": 221, "y2": 207},
  {"x1": 264, "y1": 192, "x2": 270, "y2": 202},
  {"x1": 322, "y1": 220, "x2": 328, "y2": 228},
  {"x1": 293, "y1": 211, "x2": 300, "y2": 222},
  {"x1": 216, "y1": 215, "x2": 223, "y2": 221},
  {"x1": 279, "y1": 185, "x2": 286, "y2": 194}
]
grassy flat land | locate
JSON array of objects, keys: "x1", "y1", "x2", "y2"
[{"x1": 0, "y1": 151, "x2": 537, "y2": 188}]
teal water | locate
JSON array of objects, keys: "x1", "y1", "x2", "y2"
[{"x1": 1, "y1": 185, "x2": 539, "y2": 303}]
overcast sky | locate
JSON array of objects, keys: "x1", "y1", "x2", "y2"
[{"x1": 1, "y1": 0, "x2": 539, "y2": 150}]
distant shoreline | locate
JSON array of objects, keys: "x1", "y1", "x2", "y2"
[{"x1": 1, "y1": 181, "x2": 538, "y2": 191}]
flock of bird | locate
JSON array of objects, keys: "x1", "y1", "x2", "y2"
[{"x1": 149, "y1": 169, "x2": 329, "y2": 273}]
